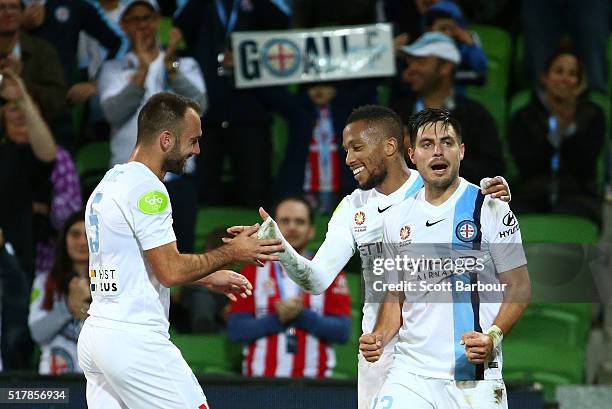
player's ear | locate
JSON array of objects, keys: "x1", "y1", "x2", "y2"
[
  {"x1": 408, "y1": 147, "x2": 416, "y2": 164},
  {"x1": 160, "y1": 131, "x2": 173, "y2": 152},
  {"x1": 459, "y1": 143, "x2": 465, "y2": 161},
  {"x1": 384, "y1": 136, "x2": 398, "y2": 156}
]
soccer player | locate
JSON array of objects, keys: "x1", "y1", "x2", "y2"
[
  {"x1": 243, "y1": 105, "x2": 512, "y2": 409},
  {"x1": 361, "y1": 108, "x2": 531, "y2": 409},
  {"x1": 78, "y1": 92, "x2": 283, "y2": 409}
]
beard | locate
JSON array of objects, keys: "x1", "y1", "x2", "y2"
[
  {"x1": 359, "y1": 165, "x2": 388, "y2": 191},
  {"x1": 162, "y1": 145, "x2": 188, "y2": 175}
]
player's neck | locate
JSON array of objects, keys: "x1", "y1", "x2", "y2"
[
  {"x1": 375, "y1": 159, "x2": 411, "y2": 196},
  {"x1": 425, "y1": 177, "x2": 460, "y2": 206},
  {"x1": 129, "y1": 146, "x2": 166, "y2": 180}
]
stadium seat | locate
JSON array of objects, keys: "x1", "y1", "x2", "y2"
[
  {"x1": 503, "y1": 341, "x2": 584, "y2": 401},
  {"x1": 517, "y1": 214, "x2": 599, "y2": 244},
  {"x1": 171, "y1": 332, "x2": 240, "y2": 375},
  {"x1": 74, "y1": 141, "x2": 111, "y2": 198},
  {"x1": 467, "y1": 25, "x2": 512, "y2": 134},
  {"x1": 194, "y1": 206, "x2": 259, "y2": 250},
  {"x1": 510, "y1": 305, "x2": 591, "y2": 348}
]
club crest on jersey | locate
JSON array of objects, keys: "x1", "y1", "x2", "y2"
[
  {"x1": 354, "y1": 211, "x2": 367, "y2": 232},
  {"x1": 400, "y1": 225, "x2": 411, "y2": 240},
  {"x1": 456, "y1": 220, "x2": 478, "y2": 242},
  {"x1": 354, "y1": 211, "x2": 365, "y2": 225}
]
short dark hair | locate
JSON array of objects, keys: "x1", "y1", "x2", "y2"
[
  {"x1": 136, "y1": 92, "x2": 201, "y2": 145},
  {"x1": 273, "y1": 195, "x2": 314, "y2": 225},
  {"x1": 408, "y1": 107, "x2": 462, "y2": 147},
  {"x1": 346, "y1": 105, "x2": 404, "y2": 152}
]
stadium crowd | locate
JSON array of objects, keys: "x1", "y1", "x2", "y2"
[{"x1": 0, "y1": 0, "x2": 610, "y2": 394}]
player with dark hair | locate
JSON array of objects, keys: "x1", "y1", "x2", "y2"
[
  {"x1": 234, "y1": 104, "x2": 512, "y2": 408},
  {"x1": 363, "y1": 107, "x2": 530, "y2": 409}
]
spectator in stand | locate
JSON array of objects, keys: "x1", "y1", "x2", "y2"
[
  {"x1": 21, "y1": 0, "x2": 126, "y2": 89},
  {"x1": 508, "y1": 48, "x2": 605, "y2": 226},
  {"x1": 0, "y1": 68, "x2": 56, "y2": 369},
  {"x1": 0, "y1": 0, "x2": 66, "y2": 121},
  {"x1": 0, "y1": 68, "x2": 56, "y2": 279},
  {"x1": 29, "y1": 210, "x2": 90, "y2": 375},
  {"x1": 173, "y1": 0, "x2": 290, "y2": 207},
  {"x1": 98, "y1": 0, "x2": 206, "y2": 252},
  {"x1": 390, "y1": 32, "x2": 504, "y2": 183},
  {"x1": 521, "y1": 0, "x2": 609, "y2": 93},
  {"x1": 423, "y1": 1, "x2": 487, "y2": 91},
  {"x1": 33, "y1": 145, "x2": 82, "y2": 274},
  {"x1": 228, "y1": 196, "x2": 351, "y2": 378}
]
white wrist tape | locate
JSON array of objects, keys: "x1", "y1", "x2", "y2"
[
  {"x1": 485, "y1": 325, "x2": 504, "y2": 348},
  {"x1": 257, "y1": 217, "x2": 324, "y2": 293}
]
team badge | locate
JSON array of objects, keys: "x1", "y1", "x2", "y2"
[
  {"x1": 354, "y1": 211, "x2": 366, "y2": 225},
  {"x1": 55, "y1": 6, "x2": 70, "y2": 23},
  {"x1": 400, "y1": 225, "x2": 411, "y2": 240},
  {"x1": 456, "y1": 220, "x2": 478, "y2": 242}
]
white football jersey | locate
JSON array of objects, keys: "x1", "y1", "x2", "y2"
[
  {"x1": 84, "y1": 162, "x2": 176, "y2": 333},
  {"x1": 382, "y1": 178, "x2": 526, "y2": 380},
  {"x1": 316, "y1": 170, "x2": 423, "y2": 342}
]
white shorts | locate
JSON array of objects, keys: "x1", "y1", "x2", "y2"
[
  {"x1": 358, "y1": 350, "x2": 394, "y2": 409},
  {"x1": 373, "y1": 368, "x2": 508, "y2": 409},
  {"x1": 78, "y1": 321, "x2": 209, "y2": 409}
]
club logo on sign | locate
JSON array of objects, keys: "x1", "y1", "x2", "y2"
[
  {"x1": 262, "y1": 39, "x2": 301, "y2": 77},
  {"x1": 456, "y1": 220, "x2": 478, "y2": 242}
]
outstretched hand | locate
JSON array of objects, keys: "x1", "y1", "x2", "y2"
[
  {"x1": 222, "y1": 223, "x2": 283, "y2": 266},
  {"x1": 198, "y1": 270, "x2": 252, "y2": 302}
]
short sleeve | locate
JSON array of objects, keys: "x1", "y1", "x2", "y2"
[
  {"x1": 481, "y1": 198, "x2": 527, "y2": 273},
  {"x1": 323, "y1": 272, "x2": 351, "y2": 316},
  {"x1": 127, "y1": 181, "x2": 176, "y2": 251},
  {"x1": 230, "y1": 265, "x2": 257, "y2": 314}
]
